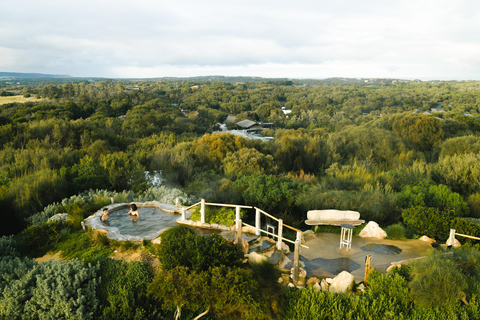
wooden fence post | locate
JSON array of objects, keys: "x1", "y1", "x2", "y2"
[
  {"x1": 255, "y1": 208, "x2": 261, "y2": 236},
  {"x1": 277, "y1": 219, "x2": 283, "y2": 250},
  {"x1": 200, "y1": 198, "x2": 205, "y2": 224},
  {"x1": 293, "y1": 231, "x2": 302, "y2": 282},
  {"x1": 364, "y1": 254, "x2": 372, "y2": 285}
]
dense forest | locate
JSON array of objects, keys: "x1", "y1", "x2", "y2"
[{"x1": 1, "y1": 76, "x2": 480, "y2": 319}]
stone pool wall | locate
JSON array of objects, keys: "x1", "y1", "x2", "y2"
[{"x1": 83, "y1": 201, "x2": 187, "y2": 241}]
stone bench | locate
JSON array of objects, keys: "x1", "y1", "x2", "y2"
[{"x1": 304, "y1": 209, "x2": 365, "y2": 226}]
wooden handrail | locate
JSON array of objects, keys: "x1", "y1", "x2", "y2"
[
  {"x1": 205, "y1": 202, "x2": 252, "y2": 209},
  {"x1": 183, "y1": 202, "x2": 201, "y2": 211},
  {"x1": 455, "y1": 232, "x2": 480, "y2": 241},
  {"x1": 242, "y1": 222, "x2": 309, "y2": 249},
  {"x1": 253, "y1": 207, "x2": 301, "y2": 232}
]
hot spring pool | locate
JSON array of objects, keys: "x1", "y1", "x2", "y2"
[{"x1": 83, "y1": 202, "x2": 186, "y2": 241}]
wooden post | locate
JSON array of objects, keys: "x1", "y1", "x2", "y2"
[
  {"x1": 181, "y1": 208, "x2": 186, "y2": 221},
  {"x1": 111, "y1": 197, "x2": 114, "y2": 204},
  {"x1": 277, "y1": 219, "x2": 283, "y2": 250},
  {"x1": 236, "y1": 218, "x2": 243, "y2": 251},
  {"x1": 447, "y1": 229, "x2": 456, "y2": 248},
  {"x1": 255, "y1": 208, "x2": 261, "y2": 236},
  {"x1": 236, "y1": 206, "x2": 241, "y2": 222},
  {"x1": 200, "y1": 198, "x2": 205, "y2": 224},
  {"x1": 364, "y1": 254, "x2": 372, "y2": 285},
  {"x1": 293, "y1": 231, "x2": 302, "y2": 282}
]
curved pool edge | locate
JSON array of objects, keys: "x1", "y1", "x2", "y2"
[{"x1": 83, "y1": 201, "x2": 189, "y2": 241}]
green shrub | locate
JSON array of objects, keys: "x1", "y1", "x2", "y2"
[
  {"x1": 0, "y1": 258, "x2": 100, "y2": 320},
  {"x1": 451, "y1": 218, "x2": 480, "y2": 245},
  {"x1": 409, "y1": 252, "x2": 468, "y2": 308},
  {"x1": 385, "y1": 223, "x2": 407, "y2": 239},
  {"x1": 155, "y1": 225, "x2": 242, "y2": 272},
  {"x1": 148, "y1": 266, "x2": 269, "y2": 320},
  {"x1": 0, "y1": 235, "x2": 19, "y2": 258},
  {"x1": 190, "y1": 205, "x2": 244, "y2": 226},
  {"x1": 15, "y1": 221, "x2": 74, "y2": 257},
  {"x1": 96, "y1": 258, "x2": 165, "y2": 320},
  {"x1": 402, "y1": 206, "x2": 453, "y2": 241}
]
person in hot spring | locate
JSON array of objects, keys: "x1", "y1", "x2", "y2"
[
  {"x1": 101, "y1": 207, "x2": 109, "y2": 222},
  {"x1": 127, "y1": 203, "x2": 140, "y2": 221}
]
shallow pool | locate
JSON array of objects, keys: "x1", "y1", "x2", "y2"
[
  {"x1": 84, "y1": 202, "x2": 185, "y2": 241},
  {"x1": 106, "y1": 207, "x2": 179, "y2": 237}
]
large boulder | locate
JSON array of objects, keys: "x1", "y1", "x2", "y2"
[
  {"x1": 358, "y1": 221, "x2": 387, "y2": 239},
  {"x1": 248, "y1": 251, "x2": 268, "y2": 264},
  {"x1": 329, "y1": 271, "x2": 355, "y2": 294}
]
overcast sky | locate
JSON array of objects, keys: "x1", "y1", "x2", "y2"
[{"x1": 2, "y1": 0, "x2": 480, "y2": 79}]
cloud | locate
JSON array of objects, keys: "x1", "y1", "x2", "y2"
[{"x1": 1, "y1": 0, "x2": 480, "y2": 79}]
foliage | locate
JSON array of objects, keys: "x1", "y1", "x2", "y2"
[
  {"x1": 155, "y1": 226, "x2": 243, "y2": 272},
  {"x1": 190, "y1": 205, "x2": 244, "y2": 226},
  {"x1": 399, "y1": 179, "x2": 469, "y2": 217},
  {"x1": 222, "y1": 147, "x2": 276, "y2": 179},
  {"x1": 450, "y1": 218, "x2": 480, "y2": 245},
  {"x1": 385, "y1": 223, "x2": 407, "y2": 239},
  {"x1": 15, "y1": 221, "x2": 74, "y2": 258},
  {"x1": 0, "y1": 258, "x2": 100, "y2": 320},
  {"x1": 392, "y1": 113, "x2": 444, "y2": 151},
  {"x1": 409, "y1": 251, "x2": 468, "y2": 308},
  {"x1": 148, "y1": 266, "x2": 269, "y2": 320},
  {"x1": 402, "y1": 206, "x2": 453, "y2": 241},
  {"x1": 233, "y1": 174, "x2": 305, "y2": 217},
  {"x1": 95, "y1": 257, "x2": 166, "y2": 320}
]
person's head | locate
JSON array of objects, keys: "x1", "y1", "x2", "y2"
[
  {"x1": 130, "y1": 204, "x2": 137, "y2": 211},
  {"x1": 103, "y1": 207, "x2": 109, "y2": 214}
]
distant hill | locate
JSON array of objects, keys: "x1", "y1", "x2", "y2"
[{"x1": 0, "y1": 72, "x2": 71, "y2": 79}]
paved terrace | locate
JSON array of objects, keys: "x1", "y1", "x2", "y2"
[{"x1": 282, "y1": 233, "x2": 435, "y2": 282}]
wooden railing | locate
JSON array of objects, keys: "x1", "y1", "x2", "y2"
[{"x1": 180, "y1": 199, "x2": 307, "y2": 281}]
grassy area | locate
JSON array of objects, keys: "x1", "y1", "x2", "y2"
[{"x1": 0, "y1": 95, "x2": 44, "y2": 105}]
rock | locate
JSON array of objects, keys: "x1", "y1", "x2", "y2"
[
  {"x1": 288, "y1": 283, "x2": 295, "y2": 288},
  {"x1": 329, "y1": 271, "x2": 355, "y2": 294},
  {"x1": 306, "y1": 277, "x2": 321, "y2": 286},
  {"x1": 358, "y1": 221, "x2": 387, "y2": 239},
  {"x1": 447, "y1": 238, "x2": 462, "y2": 248},
  {"x1": 241, "y1": 238, "x2": 249, "y2": 254},
  {"x1": 357, "y1": 283, "x2": 366, "y2": 292},
  {"x1": 290, "y1": 267, "x2": 307, "y2": 281},
  {"x1": 303, "y1": 230, "x2": 315, "y2": 241},
  {"x1": 325, "y1": 278, "x2": 334, "y2": 284},
  {"x1": 320, "y1": 279, "x2": 329, "y2": 292},
  {"x1": 242, "y1": 225, "x2": 258, "y2": 234},
  {"x1": 278, "y1": 277, "x2": 283, "y2": 284},
  {"x1": 248, "y1": 252, "x2": 268, "y2": 264},
  {"x1": 313, "y1": 282, "x2": 321, "y2": 291},
  {"x1": 419, "y1": 235, "x2": 436, "y2": 243},
  {"x1": 151, "y1": 237, "x2": 161, "y2": 245}
]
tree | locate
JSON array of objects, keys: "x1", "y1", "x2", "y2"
[
  {"x1": 222, "y1": 148, "x2": 276, "y2": 179},
  {"x1": 392, "y1": 114, "x2": 444, "y2": 151}
]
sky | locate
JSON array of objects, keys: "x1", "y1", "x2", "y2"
[{"x1": 1, "y1": 0, "x2": 480, "y2": 79}]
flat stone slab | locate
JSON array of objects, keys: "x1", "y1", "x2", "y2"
[
  {"x1": 305, "y1": 209, "x2": 364, "y2": 226},
  {"x1": 360, "y1": 244, "x2": 403, "y2": 255}
]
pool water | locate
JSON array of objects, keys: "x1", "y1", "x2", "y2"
[{"x1": 106, "y1": 207, "x2": 179, "y2": 238}]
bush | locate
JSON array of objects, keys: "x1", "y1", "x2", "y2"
[
  {"x1": 0, "y1": 259, "x2": 100, "y2": 320},
  {"x1": 148, "y1": 266, "x2": 269, "y2": 320},
  {"x1": 15, "y1": 221, "x2": 74, "y2": 257},
  {"x1": 451, "y1": 218, "x2": 480, "y2": 245},
  {"x1": 95, "y1": 257, "x2": 165, "y2": 320},
  {"x1": 155, "y1": 225, "x2": 243, "y2": 272},
  {"x1": 385, "y1": 223, "x2": 407, "y2": 239},
  {"x1": 190, "y1": 205, "x2": 244, "y2": 226},
  {"x1": 402, "y1": 206, "x2": 453, "y2": 241},
  {"x1": 409, "y1": 252, "x2": 467, "y2": 308}
]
